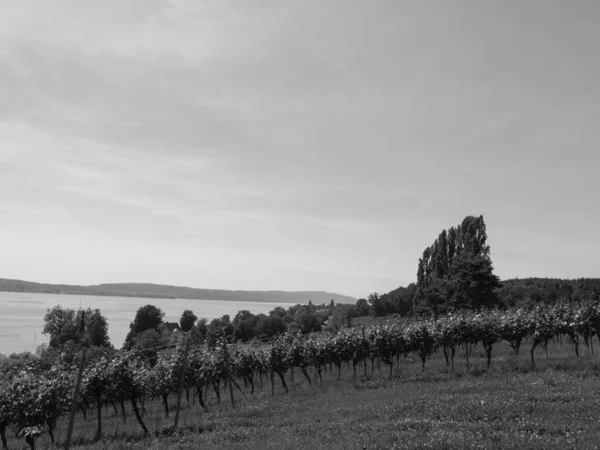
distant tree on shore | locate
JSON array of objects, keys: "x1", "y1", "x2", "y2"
[
  {"x1": 206, "y1": 315, "x2": 234, "y2": 347},
  {"x1": 84, "y1": 308, "x2": 111, "y2": 347},
  {"x1": 42, "y1": 305, "x2": 78, "y2": 348},
  {"x1": 355, "y1": 298, "x2": 370, "y2": 316},
  {"x1": 179, "y1": 309, "x2": 198, "y2": 332},
  {"x1": 42, "y1": 306, "x2": 111, "y2": 349},
  {"x1": 124, "y1": 304, "x2": 165, "y2": 349},
  {"x1": 195, "y1": 318, "x2": 208, "y2": 340}
]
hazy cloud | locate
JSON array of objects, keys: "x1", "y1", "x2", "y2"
[{"x1": 1, "y1": 1, "x2": 599, "y2": 296}]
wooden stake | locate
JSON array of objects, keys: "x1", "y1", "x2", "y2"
[
  {"x1": 65, "y1": 311, "x2": 87, "y2": 450},
  {"x1": 362, "y1": 327, "x2": 367, "y2": 377},
  {"x1": 174, "y1": 334, "x2": 190, "y2": 431},
  {"x1": 223, "y1": 340, "x2": 235, "y2": 408}
]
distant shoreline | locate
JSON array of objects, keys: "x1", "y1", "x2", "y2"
[
  {"x1": 0, "y1": 289, "x2": 306, "y2": 303},
  {"x1": 0, "y1": 278, "x2": 357, "y2": 304},
  {"x1": 0, "y1": 288, "x2": 175, "y2": 299}
]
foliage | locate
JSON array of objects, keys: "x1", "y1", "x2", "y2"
[
  {"x1": 124, "y1": 305, "x2": 165, "y2": 349},
  {"x1": 42, "y1": 306, "x2": 111, "y2": 351},
  {"x1": 193, "y1": 317, "x2": 206, "y2": 336},
  {"x1": 131, "y1": 329, "x2": 170, "y2": 366},
  {"x1": 179, "y1": 310, "x2": 198, "y2": 332},
  {"x1": 84, "y1": 308, "x2": 112, "y2": 348},
  {"x1": 449, "y1": 254, "x2": 501, "y2": 310},
  {"x1": 355, "y1": 298, "x2": 370, "y2": 316},
  {"x1": 415, "y1": 215, "x2": 501, "y2": 313},
  {"x1": 42, "y1": 306, "x2": 79, "y2": 348},
  {"x1": 327, "y1": 304, "x2": 359, "y2": 329},
  {"x1": 206, "y1": 315, "x2": 234, "y2": 347},
  {"x1": 497, "y1": 277, "x2": 600, "y2": 306},
  {"x1": 3, "y1": 299, "x2": 600, "y2": 448}
]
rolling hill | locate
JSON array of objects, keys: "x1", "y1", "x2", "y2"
[{"x1": 0, "y1": 278, "x2": 357, "y2": 304}]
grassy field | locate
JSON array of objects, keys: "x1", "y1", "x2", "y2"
[{"x1": 5, "y1": 340, "x2": 600, "y2": 449}]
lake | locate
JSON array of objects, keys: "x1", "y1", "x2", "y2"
[{"x1": 0, "y1": 292, "x2": 295, "y2": 355}]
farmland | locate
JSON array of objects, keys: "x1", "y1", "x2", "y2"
[
  {"x1": 2, "y1": 300, "x2": 600, "y2": 449},
  {"x1": 2, "y1": 340, "x2": 600, "y2": 449}
]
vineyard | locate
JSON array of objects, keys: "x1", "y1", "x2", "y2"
[{"x1": 2, "y1": 300, "x2": 600, "y2": 449}]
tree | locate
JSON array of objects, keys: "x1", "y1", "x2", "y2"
[
  {"x1": 254, "y1": 314, "x2": 285, "y2": 338},
  {"x1": 380, "y1": 283, "x2": 417, "y2": 317},
  {"x1": 329, "y1": 304, "x2": 358, "y2": 329},
  {"x1": 179, "y1": 310, "x2": 198, "y2": 332},
  {"x1": 130, "y1": 305, "x2": 165, "y2": 334},
  {"x1": 233, "y1": 311, "x2": 258, "y2": 342},
  {"x1": 84, "y1": 308, "x2": 111, "y2": 348},
  {"x1": 206, "y1": 315, "x2": 234, "y2": 347},
  {"x1": 293, "y1": 309, "x2": 322, "y2": 333},
  {"x1": 269, "y1": 306, "x2": 287, "y2": 318},
  {"x1": 188, "y1": 324, "x2": 205, "y2": 346},
  {"x1": 233, "y1": 310, "x2": 254, "y2": 324},
  {"x1": 42, "y1": 305, "x2": 79, "y2": 348},
  {"x1": 132, "y1": 329, "x2": 168, "y2": 366},
  {"x1": 414, "y1": 215, "x2": 500, "y2": 313},
  {"x1": 368, "y1": 292, "x2": 390, "y2": 317},
  {"x1": 355, "y1": 298, "x2": 370, "y2": 316},
  {"x1": 449, "y1": 254, "x2": 501, "y2": 309},
  {"x1": 43, "y1": 306, "x2": 110, "y2": 350},
  {"x1": 125, "y1": 305, "x2": 165, "y2": 348},
  {"x1": 196, "y1": 318, "x2": 208, "y2": 341}
]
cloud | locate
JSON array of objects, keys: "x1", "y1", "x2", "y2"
[{"x1": 0, "y1": 1, "x2": 599, "y2": 296}]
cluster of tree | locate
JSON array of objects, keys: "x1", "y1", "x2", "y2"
[
  {"x1": 34, "y1": 304, "x2": 180, "y2": 368},
  {"x1": 202, "y1": 300, "x2": 334, "y2": 345},
  {"x1": 121, "y1": 305, "x2": 192, "y2": 364},
  {"x1": 365, "y1": 285, "x2": 417, "y2": 318},
  {"x1": 30, "y1": 298, "x2": 394, "y2": 365},
  {"x1": 35, "y1": 306, "x2": 113, "y2": 365},
  {"x1": 15, "y1": 300, "x2": 348, "y2": 371},
  {"x1": 368, "y1": 215, "x2": 600, "y2": 316},
  {"x1": 412, "y1": 215, "x2": 501, "y2": 315},
  {"x1": 367, "y1": 276, "x2": 600, "y2": 320},
  {"x1": 496, "y1": 277, "x2": 600, "y2": 307},
  {"x1": 0, "y1": 350, "x2": 48, "y2": 378}
]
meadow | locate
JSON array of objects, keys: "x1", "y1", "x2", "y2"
[{"x1": 4, "y1": 339, "x2": 600, "y2": 450}]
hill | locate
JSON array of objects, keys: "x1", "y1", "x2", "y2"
[{"x1": 0, "y1": 278, "x2": 356, "y2": 304}]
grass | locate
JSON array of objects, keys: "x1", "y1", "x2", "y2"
[{"x1": 5, "y1": 340, "x2": 600, "y2": 449}]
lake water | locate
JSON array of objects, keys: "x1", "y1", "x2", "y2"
[{"x1": 0, "y1": 292, "x2": 295, "y2": 355}]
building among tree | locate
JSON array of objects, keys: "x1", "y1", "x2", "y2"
[{"x1": 162, "y1": 322, "x2": 181, "y2": 333}]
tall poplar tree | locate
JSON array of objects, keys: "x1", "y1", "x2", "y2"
[{"x1": 414, "y1": 215, "x2": 500, "y2": 314}]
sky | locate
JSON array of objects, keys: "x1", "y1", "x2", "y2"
[{"x1": 0, "y1": 1, "x2": 599, "y2": 299}]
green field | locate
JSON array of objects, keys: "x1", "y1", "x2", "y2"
[{"x1": 4, "y1": 340, "x2": 600, "y2": 450}]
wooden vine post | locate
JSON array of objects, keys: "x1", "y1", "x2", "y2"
[
  {"x1": 65, "y1": 310, "x2": 87, "y2": 450},
  {"x1": 223, "y1": 340, "x2": 235, "y2": 409},
  {"x1": 174, "y1": 333, "x2": 190, "y2": 431},
  {"x1": 362, "y1": 326, "x2": 367, "y2": 377}
]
